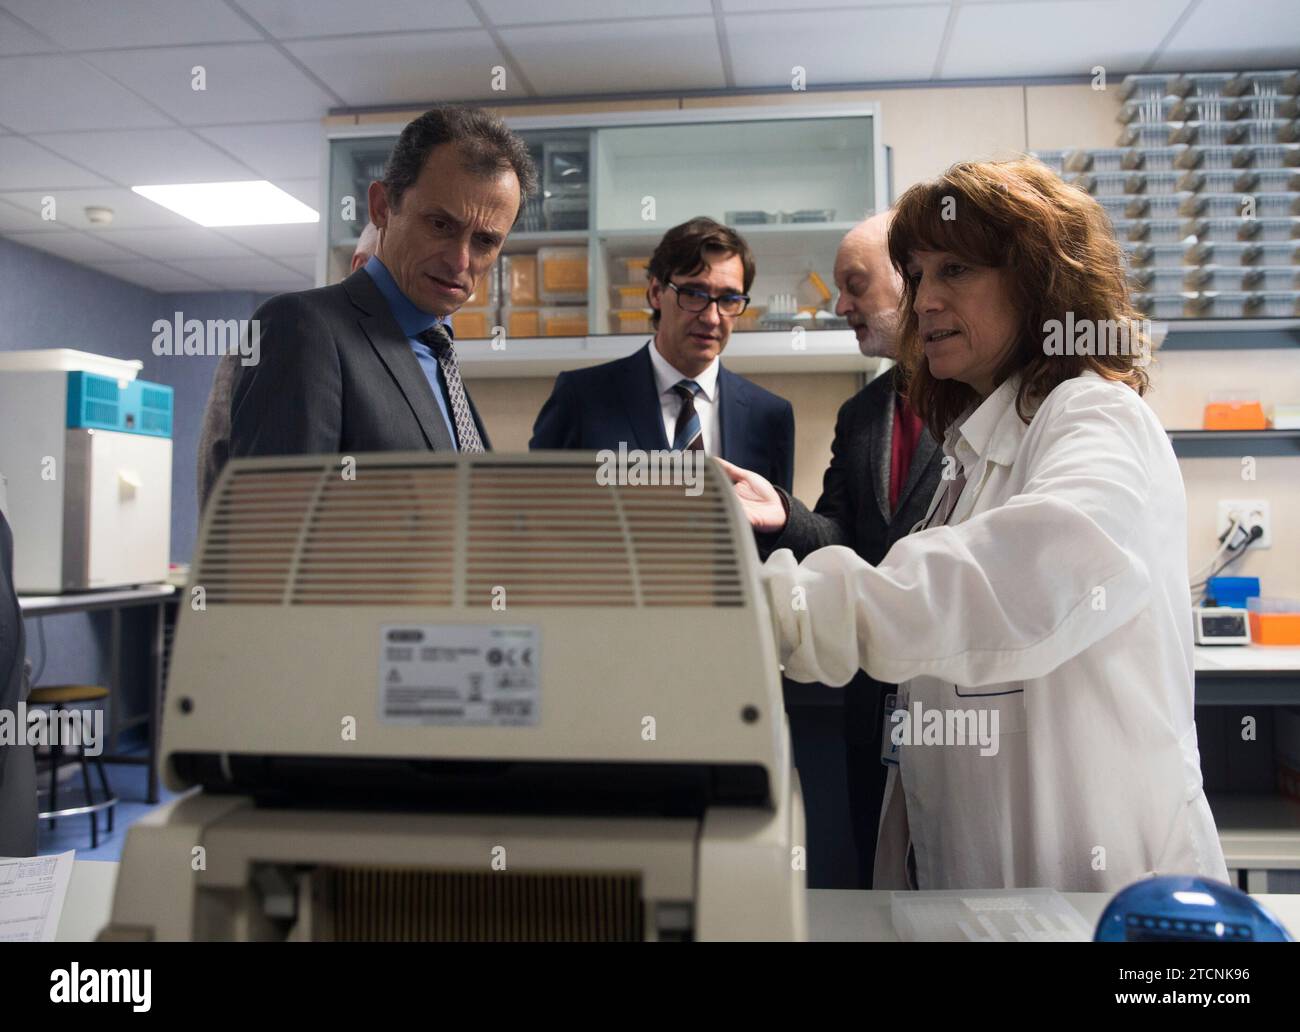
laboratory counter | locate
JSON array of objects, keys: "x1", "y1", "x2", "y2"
[{"x1": 55, "y1": 861, "x2": 1300, "y2": 942}]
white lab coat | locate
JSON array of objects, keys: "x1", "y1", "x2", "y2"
[{"x1": 763, "y1": 370, "x2": 1228, "y2": 891}]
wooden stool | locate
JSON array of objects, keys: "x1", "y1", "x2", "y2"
[{"x1": 31, "y1": 684, "x2": 118, "y2": 848}]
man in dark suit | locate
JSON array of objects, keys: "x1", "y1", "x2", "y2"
[
  {"x1": 229, "y1": 106, "x2": 537, "y2": 468},
  {"x1": 198, "y1": 224, "x2": 378, "y2": 513},
  {"x1": 529, "y1": 217, "x2": 795, "y2": 491},
  {"x1": 719, "y1": 212, "x2": 943, "y2": 887}
]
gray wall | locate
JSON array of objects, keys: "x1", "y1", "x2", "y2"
[{"x1": 0, "y1": 236, "x2": 271, "y2": 691}]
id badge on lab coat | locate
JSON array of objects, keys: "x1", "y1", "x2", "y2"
[{"x1": 881, "y1": 692, "x2": 901, "y2": 766}]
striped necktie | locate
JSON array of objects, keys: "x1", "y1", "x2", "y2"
[
  {"x1": 418, "y1": 324, "x2": 484, "y2": 454},
  {"x1": 671, "y1": 380, "x2": 704, "y2": 452}
]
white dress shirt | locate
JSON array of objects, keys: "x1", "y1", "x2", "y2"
[
  {"x1": 648, "y1": 338, "x2": 721, "y2": 454},
  {"x1": 762, "y1": 370, "x2": 1228, "y2": 892}
]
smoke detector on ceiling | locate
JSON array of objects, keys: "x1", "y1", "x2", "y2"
[{"x1": 84, "y1": 206, "x2": 114, "y2": 226}]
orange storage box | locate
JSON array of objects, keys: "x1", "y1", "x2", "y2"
[
  {"x1": 538, "y1": 247, "x2": 588, "y2": 302},
  {"x1": 610, "y1": 309, "x2": 653, "y2": 335},
  {"x1": 451, "y1": 309, "x2": 493, "y2": 339},
  {"x1": 611, "y1": 284, "x2": 649, "y2": 309},
  {"x1": 614, "y1": 256, "x2": 651, "y2": 284},
  {"x1": 503, "y1": 306, "x2": 540, "y2": 338},
  {"x1": 1204, "y1": 392, "x2": 1268, "y2": 430},
  {"x1": 502, "y1": 255, "x2": 538, "y2": 305},
  {"x1": 465, "y1": 264, "x2": 498, "y2": 308},
  {"x1": 541, "y1": 306, "x2": 588, "y2": 337},
  {"x1": 1248, "y1": 598, "x2": 1300, "y2": 645}
]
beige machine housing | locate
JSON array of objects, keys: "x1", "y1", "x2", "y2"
[{"x1": 104, "y1": 452, "x2": 806, "y2": 941}]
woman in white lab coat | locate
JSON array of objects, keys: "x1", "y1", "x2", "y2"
[{"x1": 725, "y1": 158, "x2": 1228, "y2": 892}]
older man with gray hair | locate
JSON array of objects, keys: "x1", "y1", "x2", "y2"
[{"x1": 719, "y1": 211, "x2": 944, "y2": 887}]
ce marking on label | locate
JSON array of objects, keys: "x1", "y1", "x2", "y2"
[{"x1": 487, "y1": 647, "x2": 534, "y2": 668}]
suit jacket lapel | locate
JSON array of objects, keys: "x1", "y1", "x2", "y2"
[
  {"x1": 894, "y1": 429, "x2": 938, "y2": 516},
  {"x1": 718, "y1": 365, "x2": 749, "y2": 463},
  {"x1": 344, "y1": 270, "x2": 454, "y2": 452},
  {"x1": 867, "y1": 375, "x2": 894, "y2": 524},
  {"x1": 623, "y1": 342, "x2": 670, "y2": 450}
]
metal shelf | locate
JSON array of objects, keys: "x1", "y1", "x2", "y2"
[
  {"x1": 597, "y1": 221, "x2": 858, "y2": 245},
  {"x1": 1168, "y1": 429, "x2": 1300, "y2": 457},
  {"x1": 1159, "y1": 319, "x2": 1300, "y2": 350},
  {"x1": 457, "y1": 330, "x2": 875, "y2": 378},
  {"x1": 500, "y1": 229, "x2": 590, "y2": 252}
]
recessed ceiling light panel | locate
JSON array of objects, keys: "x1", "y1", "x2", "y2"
[{"x1": 131, "y1": 181, "x2": 319, "y2": 227}]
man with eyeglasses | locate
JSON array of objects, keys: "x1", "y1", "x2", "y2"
[{"x1": 530, "y1": 216, "x2": 795, "y2": 490}]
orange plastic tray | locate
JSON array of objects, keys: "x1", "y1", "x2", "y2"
[
  {"x1": 1204, "y1": 401, "x2": 1268, "y2": 430},
  {"x1": 1250, "y1": 611, "x2": 1300, "y2": 645}
]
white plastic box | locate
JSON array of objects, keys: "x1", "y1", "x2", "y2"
[
  {"x1": 0, "y1": 362, "x2": 172, "y2": 593},
  {"x1": 1133, "y1": 242, "x2": 1192, "y2": 267},
  {"x1": 891, "y1": 889, "x2": 1092, "y2": 942},
  {"x1": 1253, "y1": 217, "x2": 1300, "y2": 241},
  {"x1": 1132, "y1": 146, "x2": 1188, "y2": 171},
  {"x1": 1253, "y1": 266, "x2": 1299, "y2": 290},
  {"x1": 1197, "y1": 290, "x2": 1252, "y2": 317},
  {"x1": 1255, "y1": 292, "x2": 1300, "y2": 317},
  {"x1": 1189, "y1": 266, "x2": 1254, "y2": 291},
  {"x1": 1139, "y1": 194, "x2": 1187, "y2": 218},
  {"x1": 1256, "y1": 192, "x2": 1300, "y2": 216},
  {"x1": 1191, "y1": 241, "x2": 1253, "y2": 265}
]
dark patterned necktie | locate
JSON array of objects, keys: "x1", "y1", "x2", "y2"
[
  {"x1": 417, "y1": 324, "x2": 484, "y2": 453},
  {"x1": 671, "y1": 380, "x2": 704, "y2": 451}
]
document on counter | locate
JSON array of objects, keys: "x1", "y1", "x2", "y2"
[{"x1": 0, "y1": 851, "x2": 75, "y2": 942}]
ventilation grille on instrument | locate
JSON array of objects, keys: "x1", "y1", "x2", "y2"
[
  {"x1": 196, "y1": 457, "x2": 745, "y2": 608},
  {"x1": 319, "y1": 866, "x2": 643, "y2": 942},
  {"x1": 141, "y1": 387, "x2": 173, "y2": 436}
]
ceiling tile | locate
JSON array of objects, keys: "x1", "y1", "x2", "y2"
[
  {"x1": 270, "y1": 178, "x2": 319, "y2": 208},
  {"x1": 285, "y1": 31, "x2": 512, "y2": 106},
  {"x1": 31, "y1": 128, "x2": 258, "y2": 185},
  {"x1": 236, "y1": 0, "x2": 481, "y2": 36},
  {"x1": 1153, "y1": 0, "x2": 1300, "y2": 71},
  {"x1": 273, "y1": 254, "x2": 316, "y2": 277},
  {"x1": 82, "y1": 43, "x2": 338, "y2": 125},
  {"x1": 0, "y1": 136, "x2": 108, "y2": 189},
  {"x1": 89, "y1": 258, "x2": 217, "y2": 291},
  {"x1": 212, "y1": 222, "x2": 319, "y2": 257},
  {"x1": 92, "y1": 226, "x2": 257, "y2": 261},
  {"x1": 2, "y1": 0, "x2": 262, "y2": 48},
  {"x1": 0, "y1": 186, "x2": 195, "y2": 229},
  {"x1": 725, "y1": 8, "x2": 949, "y2": 87},
  {"x1": 6, "y1": 228, "x2": 141, "y2": 263},
  {"x1": 478, "y1": 0, "x2": 711, "y2": 24},
  {"x1": 0, "y1": 54, "x2": 173, "y2": 131},
  {"x1": 194, "y1": 121, "x2": 322, "y2": 179},
  {"x1": 723, "y1": 0, "x2": 946, "y2": 8},
  {"x1": 170, "y1": 254, "x2": 310, "y2": 290},
  {"x1": 0, "y1": 7, "x2": 58, "y2": 55},
  {"x1": 942, "y1": 0, "x2": 1186, "y2": 79},
  {"x1": 501, "y1": 18, "x2": 726, "y2": 94},
  {"x1": 0, "y1": 197, "x2": 60, "y2": 232}
]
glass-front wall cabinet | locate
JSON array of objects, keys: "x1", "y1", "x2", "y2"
[{"x1": 324, "y1": 108, "x2": 882, "y2": 344}]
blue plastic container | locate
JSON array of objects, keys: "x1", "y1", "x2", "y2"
[{"x1": 1095, "y1": 876, "x2": 1292, "y2": 941}]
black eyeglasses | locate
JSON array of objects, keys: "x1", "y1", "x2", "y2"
[{"x1": 667, "y1": 281, "x2": 750, "y2": 317}]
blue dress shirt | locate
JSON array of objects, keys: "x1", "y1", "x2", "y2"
[{"x1": 363, "y1": 254, "x2": 459, "y2": 450}]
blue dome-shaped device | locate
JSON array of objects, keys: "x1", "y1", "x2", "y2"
[{"x1": 1095, "y1": 876, "x2": 1293, "y2": 942}]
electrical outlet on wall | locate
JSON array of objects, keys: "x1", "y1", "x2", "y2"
[{"x1": 1216, "y1": 499, "x2": 1271, "y2": 549}]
